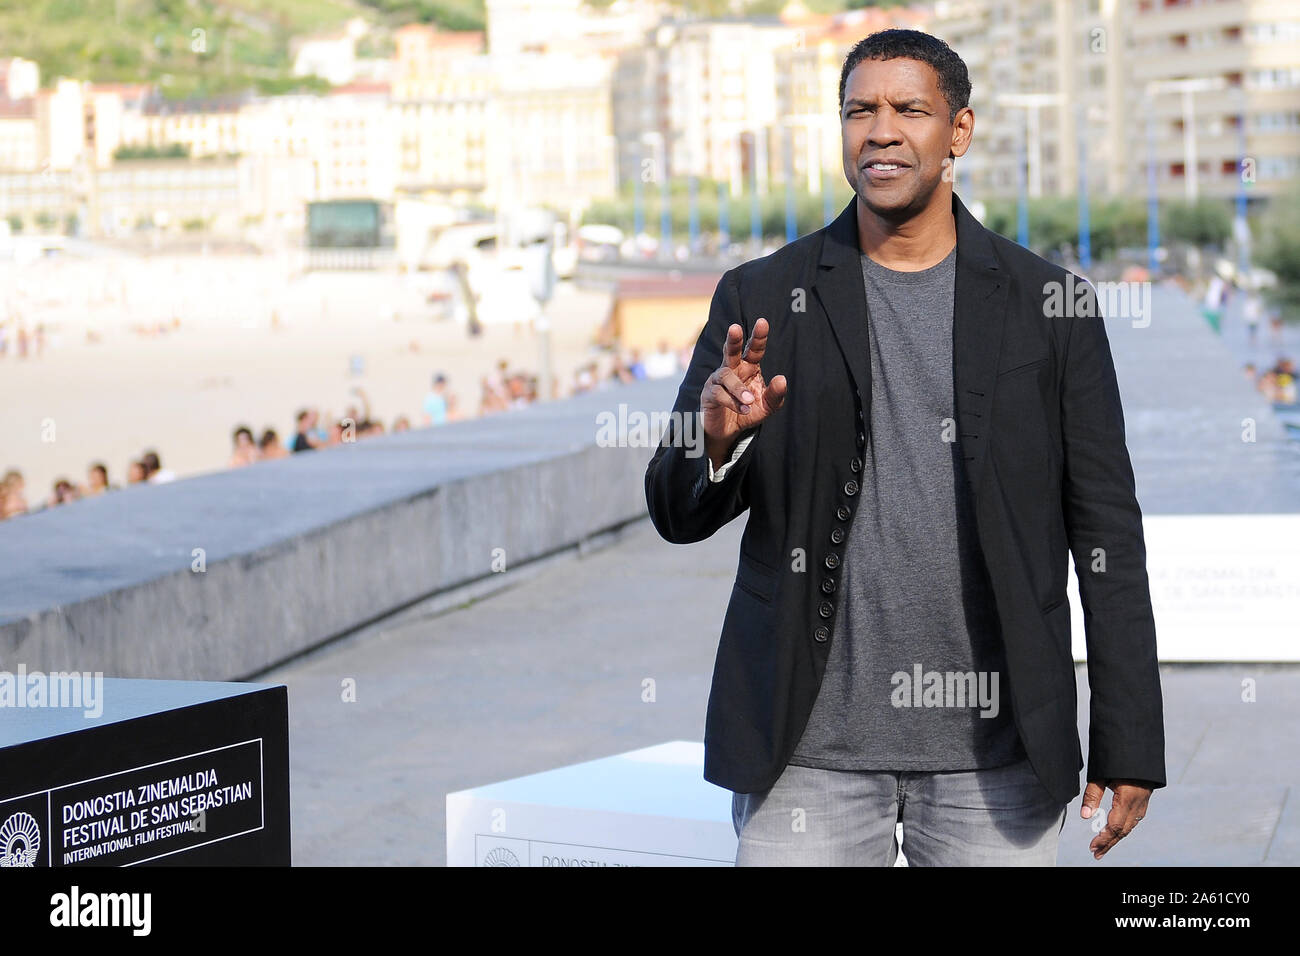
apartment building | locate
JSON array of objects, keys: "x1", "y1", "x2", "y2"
[
  {"x1": 1127, "y1": 0, "x2": 1300, "y2": 201},
  {"x1": 930, "y1": 0, "x2": 1300, "y2": 202}
]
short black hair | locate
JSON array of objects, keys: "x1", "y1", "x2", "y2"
[{"x1": 839, "y1": 29, "x2": 971, "y2": 123}]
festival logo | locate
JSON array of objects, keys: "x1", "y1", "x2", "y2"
[
  {"x1": 482, "y1": 846, "x2": 521, "y2": 866},
  {"x1": 0, "y1": 811, "x2": 41, "y2": 867}
]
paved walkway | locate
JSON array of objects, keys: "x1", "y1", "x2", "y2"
[{"x1": 266, "y1": 515, "x2": 1299, "y2": 866}]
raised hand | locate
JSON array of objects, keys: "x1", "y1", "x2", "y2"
[{"x1": 700, "y1": 318, "x2": 787, "y2": 469}]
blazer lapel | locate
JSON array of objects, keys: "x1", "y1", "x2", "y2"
[
  {"x1": 812, "y1": 197, "x2": 872, "y2": 412},
  {"x1": 812, "y1": 192, "x2": 1008, "y2": 498},
  {"x1": 951, "y1": 192, "x2": 1008, "y2": 497}
]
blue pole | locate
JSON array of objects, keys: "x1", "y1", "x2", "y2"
[
  {"x1": 718, "y1": 180, "x2": 730, "y2": 250},
  {"x1": 1236, "y1": 118, "x2": 1249, "y2": 221},
  {"x1": 717, "y1": 179, "x2": 728, "y2": 252},
  {"x1": 784, "y1": 129, "x2": 796, "y2": 244},
  {"x1": 1016, "y1": 114, "x2": 1029, "y2": 248},
  {"x1": 1146, "y1": 113, "x2": 1160, "y2": 275},
  {"x1": 1078, "y1": 107, "x2": 1091, "y2": 271},
  {"x1": 689, "y1": 175, "x2": 699, "y2": 254},
  {"x1": 750, "y1": 160, "x2": 761, "y2": 247},
  {"x1": 1235, "y1": 111, "x2": 1250, "y2": 276}
]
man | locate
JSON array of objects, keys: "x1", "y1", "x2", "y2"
[
  {"x1": 259, "y1": 428, "x2": 290, "y2": 460},
  {"x1": 1202, "y1": 275, "x2": 1228, "y2": 334},
  {"x1": 423, "y1": 374, "x2": 454, "y2": 426},
  {"x1": 644, "y1": 30, "x2": 1165, "y2": 866},
  {"x1": 292, "y1": 409, "x2": 322, "y2": 453},
  {"x1": 1242, "y1": 290, "x2": 1262, "y2": 349},
  {"x1": 142, "y1": 450, "x2": 175, "y2": 484}
]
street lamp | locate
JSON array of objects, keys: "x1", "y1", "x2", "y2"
[
  {"x1": 1233, "y1": 87, "x2": 1252, "y2": 281},
  {"x1": 997, "y1": 93, "x2": 1063, "y2": 249},
  {"x1": 996, "y1": 93, "x2": 1063, "y2": 198},
  {"x1": 1145, "y1": 76, "x2": 1227, "y2": 203},
  {"x1": 1077, "y1": 103, "x2": 1107, "y2": 272}
]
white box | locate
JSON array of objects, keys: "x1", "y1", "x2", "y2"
[{"x1": 446, "y1": 741, "x2": 736, "y2": 866}]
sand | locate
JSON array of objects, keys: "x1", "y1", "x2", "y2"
[{"x1": 0, "y1": 250, "x2": 618, "y2": 505}]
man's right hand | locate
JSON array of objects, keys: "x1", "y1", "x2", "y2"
[{"x1": 700, "y1": 317, "x2": 787, "y2": 470}]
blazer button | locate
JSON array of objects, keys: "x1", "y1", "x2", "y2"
[
  {"x1": 814, "y1": 626, "x2": 830, "y2": 643},
  {"x1": 850, "y1": 457, "x2": 862, "y2": 473},
  {"x1": 843, "y1": 480, "x2": 859, "y2": 497},
  {"x1": 857, "y1": 432, "x2": 866, "y2": 447},
  {"x1": 824, "y1": 552, "x2": 840, "y2": 570},
  {"x1": 818, "y1": 600, "x2": 834, "y2": 619},
  {"x1": 830, "y1": 528, "x2": 845, "y2": 545},
  {"x1": 836, "y1": 505, "x2": 851, "y2": 521},
  {"x1": 821, "y1": 577, "x2": 836, "y2": 594}
]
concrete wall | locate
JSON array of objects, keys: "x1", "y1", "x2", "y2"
[{"x1": 0, "y1": 379, "x2": 679, "y2": 680}]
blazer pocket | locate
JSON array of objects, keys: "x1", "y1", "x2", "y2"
[
  {"x1": 1041, "y1": 599, "x2": 1075, "y2": 673},
  {"x1": 735, "y1": 552, "x2": 779, "y2": 605},
  {"x1": 996, "y1": 356, "x2": 1048, "y2": 378}
]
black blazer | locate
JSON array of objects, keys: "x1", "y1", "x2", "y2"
[{"x1": 644, "y1": 193, "x2": 1165, "y2": 805}]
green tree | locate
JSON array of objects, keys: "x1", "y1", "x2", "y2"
[
  {"x1": 114, "y1": 143, "x2": 191, "y2": 160},
  {"x1": 979, "y1": 196, "x2": 1149, "y2": 261},
  {"x1": 1256, "y1": 183, "x2": 1300, "y2": 317},
  {"x1": 585, "y1": 176, "x2": 857, "y2": 242},
  {"x1": 1160, "y1": 199, "x2": 1232, "y2": 248}
]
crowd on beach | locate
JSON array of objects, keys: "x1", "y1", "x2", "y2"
[
  {"x1": 1243, "y1": 356, "x2": 1299, "y2": 405},
  {"x1": 6, "y1": 321, "x2": 1294, "y2": 520},
  {"x1": 0, "y1": 319, "x2": 48, "y2": 358},
  {"x1": 2, "y1": 450, "x2": 180, "y2": 519},
  {"x1": 1, "y1": 342, "x2": 690, "y2": 522},
  {"x1": 1203, "y1": 281, "x2": 1299, "y2": 405}
]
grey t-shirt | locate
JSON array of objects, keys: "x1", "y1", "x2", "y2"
[{"x1": 788, "y1": 246, "x2": 1024, "y2": 771}]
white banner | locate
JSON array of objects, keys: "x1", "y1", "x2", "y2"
[{"x1": 1069, "y1": 514, "x2": 1300, "y2": 662}]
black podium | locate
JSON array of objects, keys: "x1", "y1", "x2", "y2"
[{"x1": 0, "y1": 679, "x2": 289, "y2": 866}]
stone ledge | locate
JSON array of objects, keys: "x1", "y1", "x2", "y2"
[{"x1": 0, "y1": 379, "x2": 679, "y2": 679}]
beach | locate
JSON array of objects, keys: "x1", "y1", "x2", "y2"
[{"x1": 0, "y1": 250, "x2": 616, "y2": 502}]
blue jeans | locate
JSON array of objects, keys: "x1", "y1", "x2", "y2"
[{"x1": 732, "y1": 756, "x2": 1067, "y2": 866}]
